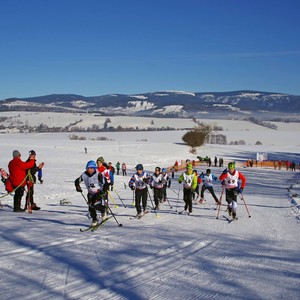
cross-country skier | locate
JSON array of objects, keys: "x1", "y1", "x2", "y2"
[
  {"x1": 199, "y1": 169, "x2": 220, "y2": 205},
  {"x1": 96, "y1": 157, "x2": 111, "y2": 193},
  {"x1": 162, "y1": 168, "x2": 171, "y2": 202},
  {"x1": 128, "y1": 164, "x2": 150, "y2": 217},
  {"x1": 192, "y1": 169, "x2": 201, "y2": 201},
  {"x1": 150, "y1": 167, "x2": 164, "y2": 210},
  {"x1": 219, "y1": 162, "x2": 246, "y2": 220},
  {"x1": 178, "y1": 163, "x2": 197, "y2": 214},
  {"x1": 75, "y1": 160, "x2": 108, "y2": 226}
]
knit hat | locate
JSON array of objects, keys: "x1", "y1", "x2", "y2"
[
  {"x1": 186, "y1": 163, "x2": 193, "y2": 170},
  {"x1": 86, "y1": 160, "x2": 97, "y2": 170},
  {"x1": 96, "y1": 157, "x2": 105, "y2": 163},
  {"x1": 13, "y1": 150, "x2": 21, "y2": 158}
]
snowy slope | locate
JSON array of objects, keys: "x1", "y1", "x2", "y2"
[{"x1": 0, "y1": 130, "x2": 299, "y2": 300}]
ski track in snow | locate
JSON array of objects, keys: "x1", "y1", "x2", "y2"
[{"x1": 0, "y1": 133, "x2": 299, "y2": 299}]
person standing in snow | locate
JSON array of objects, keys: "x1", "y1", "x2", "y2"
[
  {"x1": 214, "y1": 156, "x2": 218, "y2": 167},
  {"x1": 107, "y1": 162, "x2": 115, "y2": 190},
  {"x1": 25, "y1": 150, "x2": 44, "y2": 211},
  {"x1": 199, "y1": 169, "x2": 220, "y2": 205},
  {"x1": 219, "y1": 162, "x2": 246, "y2": 220},
  {"x1": 37, "y1": 168, "x2": 43, "y2": 183},
  {"x1": 8, "y1": 150, "x2": 35, "y2": 212},
  {"x1": 150, "y1": 166, "x2": 164, "y2": 210},
  {"x1": 128, "y1": 164, "x2": 150, "y2": 217},
  {"x1": 178, "y1": 163, "x2": 197, "y2": 214},
  {"x1": 122, "y1": 162, "x2": 127, "y2": 176},
  {"x1": 75, "y1": 160, "x2": 108, "y2": 226},
  {"x1": 115, "y1": 161, "x2": 121, "y2": 175}
]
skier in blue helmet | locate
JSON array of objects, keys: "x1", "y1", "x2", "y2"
[{"x1": 75, "y1": 160, "x2": 108, "y2": 227}]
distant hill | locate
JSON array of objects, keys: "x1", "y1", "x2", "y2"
[{"x1": 1, "y1": 90, "x2": 299, "y2": 119}]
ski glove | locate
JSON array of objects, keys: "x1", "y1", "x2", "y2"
[
  {"x1": 238, "y1": 188, "x2": 243, "y2": 194},
  {"x1": 130, "y1": 186, "x2": 135, "y2": 191},
  {"x1": 76, "y1": 186, "x2": 82, "y2": 193}
]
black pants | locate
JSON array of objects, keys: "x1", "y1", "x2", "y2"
[
  {"x1": 87, "y1": 193, "x2": 106, "y2": 221},
  {"x1": 13, "y1": 186, "x2": 25, "y2": 210},
  {"x1": 135, "y1": 188, "x2": 148, "y2": 214},
  {"x1": 201, "y1": 185, "x2": 219, "y2": 202},
  {"x1": 153, "y1": 187, "x2": 164, "y2": 207},
  {"x1": 225, "y1": 188, "x2": 238, "y2": 204},
  {"x1": 183, "y1": 188, "x2": 193, "y2": 213}
]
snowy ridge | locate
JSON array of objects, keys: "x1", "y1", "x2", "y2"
[{"x1": 1, "y1": 90, "x2": 299, "y2": 118}]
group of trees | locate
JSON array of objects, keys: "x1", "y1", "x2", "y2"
[{"x1": 182, "y1": 121, "x2": 264, "y2": 153}]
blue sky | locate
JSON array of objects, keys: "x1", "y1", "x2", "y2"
[{"x1": 1, "y1": 0, "x2": 300, "y2": 99}]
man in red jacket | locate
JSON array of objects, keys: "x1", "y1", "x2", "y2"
[{"x1": 8, "y1": 150, "x2": 35, "y2": 212}]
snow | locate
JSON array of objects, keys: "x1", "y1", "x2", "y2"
[
  {"x1": 0, "y1": 115, "x2": 299, "y2": 300},
  {"x1": 130, "y1": 95, "x2": 149, "y2": 100},
  {"x1": 127, "y1": 101, "x2": 156, "y2": 111},
  {"x1": 152, "y1": 105, "x2": 185, "y2": 116}
]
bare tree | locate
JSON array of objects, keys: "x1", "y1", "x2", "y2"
[{"x1": 182, "y1": 123, "x2": 212, "y2": 153}]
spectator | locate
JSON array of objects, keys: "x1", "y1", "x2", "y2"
[{"x1": 8, "y1": 150, "x2": 35, "y2": 212}]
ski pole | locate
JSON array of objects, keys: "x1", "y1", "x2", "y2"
[
  {"x1": 165, "y1": 196, "x2": 173, "y2": 209},
  {"x1": 113, "y1": 188, "x2": 127, "y2": 208},
  {"x1": 239, "y1": 193, "x2": 251, "y2": 218},
  {"x1": 169, "y1": 187, "x2": 179, "y2": 196},
  {"x1": 81, "y1": 192, "x2": 95, "y2": 209},
  {"x1": 216, "y1": 185, "x2": 225, "y2": 219},
  {"x1": 175, "y1": 186, "x2": 181, "y2": 212},
  {"x1": 107, "y1": 191, "x2": 119, "y2": 208},
  {"x1": 147, "y1": 189, "x2": 159, "y2": 218},
  {"x1": 106, "y1": 204, "x2": 123, "y2": 227},
  {"x1": 132, "y1": 189, "x2": 135, "y2": 206}
]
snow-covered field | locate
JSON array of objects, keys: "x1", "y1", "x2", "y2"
[{"x1": 0, "y1": 115, "x2": 299, "y2": 299}]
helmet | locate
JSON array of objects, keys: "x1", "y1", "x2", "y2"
[
  {"x1": 162, "y1": 168, "x2": 167, "y2": 173},
  {"x1": 136, "y1": 164, "x2": 143, "y2": 170},
  {"x1": 155, "y1": 167, "x2": 161, "y2": 172},
  {"x1": 29, "y1": 150, "x2": 36, "y2": 155},
  {"x1": 186, "y1": 163, "x2": 193, "y2": 170},
  {"x1": 228, "y1": 162, "x2": 235, "y2": 169},
  {"x1": 86, "y1": 160, "x2": 97, "y2": 170}
]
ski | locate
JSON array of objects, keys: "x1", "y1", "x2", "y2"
[
  {"x1": 91, "y1": 217, "x2": 111, "y2": 231},
  {"x1": 223, "y1": 215, "x2": 238, "y2": 223},
  {"x1": 130, "y1": 210, "x2": 149, "y2": 220},
  {"x1": 80, "y1": 216, "x2": 112, "y2": 232},
  {"x1": 178, "y1": 210, "x2": 191, "y2": 215}
]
